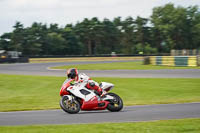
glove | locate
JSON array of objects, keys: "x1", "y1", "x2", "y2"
[{"x1": 89, "y1": 82, "x2": 95, "y2": 87}]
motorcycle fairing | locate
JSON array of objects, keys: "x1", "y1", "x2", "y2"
[
  {"x1": 100, "y1": 82, "x2": 114, "y2": 92},
  {"x1": 81, "y1": 96, "x2": 110, "y2": 110},
  {"x1": 101, "y1": 95, "x2": 114, "y2": 101},
  {"x1": 60, "y1": 79, "x2": 73, "y2": 96},
  {"x1": 67, "y1": 82, "x2": 96, "y2": 102}
]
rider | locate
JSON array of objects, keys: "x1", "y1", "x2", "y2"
[{"x1": 66, "y1": 68, "x2": 103, "y2": 96}]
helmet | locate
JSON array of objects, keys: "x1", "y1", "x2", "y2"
[{"x1": 67, "y1": 68, "x2": 78, "y2": 79}]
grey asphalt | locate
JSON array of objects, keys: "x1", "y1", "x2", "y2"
[
  {"x1": 0, "y1": 103, "x2": 200, "y2": 126},
  {"x1": 0, "y1": 61, "x2": 200, "y2": 78}
]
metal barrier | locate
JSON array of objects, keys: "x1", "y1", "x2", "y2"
[{"x1": 0, "y1": 57, "x2": 29, "y2": 63}]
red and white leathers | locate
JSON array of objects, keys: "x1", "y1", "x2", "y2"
[{"x1": 71, "y1": 73, "x2": 103, "y2": 96}]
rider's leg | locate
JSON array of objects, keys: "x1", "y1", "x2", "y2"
[{"x1": 86, "y1": 81, "x2": 102, "y2": 96}]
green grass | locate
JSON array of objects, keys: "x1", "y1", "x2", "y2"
[
  {"x1": 0, "y1": 74, "x2": 64, "y2": 111},
  {"x1": 96, "y1": 77, "x2": 200, "y2": 105},
  {"x1": 0, "y1": 74, "x2": 200, "y2": 111},
  {"x1": 51, "y1": 61, "x2": 200, "y2": 70},
  {"x1": 30, "y1": 57, "x2": 143, "y2": 63},
  {"x1": 0, "y1": 118, "x2": 200, "y2": 133}
]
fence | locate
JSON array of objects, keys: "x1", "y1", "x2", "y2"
[{"x1": 171, "y1": 49, "x2": 200, "y2": 56}]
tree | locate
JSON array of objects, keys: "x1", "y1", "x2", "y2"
[
  {"x1": 74, "y1": 17, "x2": 104, "y2": 55},
  {"x1": 99, "y1": 18, "x2": 120, "y2": 54},
  {"x1": 119, "y1": 16, "x2": 135, "y2": 54},
  {"x1": 46, "y1": 32, "x2": 66, "y2": 55},
  {"x1": 61, "y1": 24, "x2": 83, "y2": 55},
  {"x1": 134, "y1": 17, "x2": 152, "y2": 53},
  {"x1": 187, "y1": 6, "x2": 200, "y2": 49},
  {"x1": 151, "y1": 4, "x2": 200, "y2": 52},
  {"x1": 1, "y1": 3, "x2": 199, "y2": 56},
  {"x1": 0, "y1": 33, "x2": 12, "y2": 50},
  {"x1": 10, "y1": 21, "x2": 25, "y2": 52}
]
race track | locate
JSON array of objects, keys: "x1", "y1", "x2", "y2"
[
  {"x1": 0, "y1": 103, "x2": 200, "y2": 126},
  {"x1": 0, "y1": 61, "x2": 200, "y2": 78},
  {"x1": 0, "y1": 61, "x2": 200, "y2": 125}
]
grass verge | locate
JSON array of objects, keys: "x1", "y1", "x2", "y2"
[
  {"x1": 29, "y1": 57, "x2": 143, "y2": 63},
  {"x1": 0, "y1": 74, "x2": 200, "y2": 111},
  {"x1": 51, "y1": 61, "x2": 200, "y2": 70},
  {"x1": 0, "y1": 118, "x2": 200, "y2": 133}
]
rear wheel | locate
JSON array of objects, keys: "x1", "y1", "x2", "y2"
[
  {"x1": 106, "y1": 93, "x2": 123, "y2": 112},
  {"x1": 60, "y1": 95, "x2": 80, "y2": 114}
]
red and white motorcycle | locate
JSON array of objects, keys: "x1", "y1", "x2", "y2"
[{"x1": 59, "y1": 79, "x2": 123, "y2": 114}]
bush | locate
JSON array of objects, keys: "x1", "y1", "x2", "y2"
[
  {"x1": 134, "y1": 43, "x2": 158, "y2": 55},
  {"x1": 143, "y1": 56, "x2": 150, "y2": 65}
]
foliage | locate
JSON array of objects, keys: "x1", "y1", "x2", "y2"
[
  {"x1": 151, "y1": 4, "x2": 200, "y2": 52},
  {"x1": 0, "y1": 4, "x2": 200, "y2": 55}
]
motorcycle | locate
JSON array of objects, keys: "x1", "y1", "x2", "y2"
[{"x1": 59, "y1": 79, "x2": 123, "y2": 114}]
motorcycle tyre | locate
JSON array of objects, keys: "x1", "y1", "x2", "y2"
[
  {"x1": 106, "y1": 92, "x2": 123, "y2": 112},
  {"x1": 60, "y1": 95, "x2": 80, "y2": 114}
]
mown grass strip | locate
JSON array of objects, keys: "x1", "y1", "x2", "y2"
[
  {"x1": 0, "y1": 74, "x2": 200, "y2": 111},
  {"x1": 51, "y1": 61, "x2": 200, "y2": 70},
  {"x1": 30, "y1": 57, "x2": 143, "y2": 63},
  {"x1": 0, "y1": 118, "x2": 200, "y2": 133}
]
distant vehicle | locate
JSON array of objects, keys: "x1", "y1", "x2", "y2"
[
  {"x1": 0, "y1": 50, "x2": 7, "y2": 58},
  {"x1": 59, "y1": 79, "x2": 123, "y2": 114},
  {"x1": 0, "y1": 50, "x2": 28, "y2": 63},
  {"x1": 7, "y1": 51, "x2": 22, "y2": 58}
]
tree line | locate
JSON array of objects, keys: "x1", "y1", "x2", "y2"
[{"x1": 0, "y1": 3, "x2": 200, "y2": 56}]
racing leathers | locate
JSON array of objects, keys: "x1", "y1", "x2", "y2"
[{"x1": 70, "y1": 73, "x2": 103, "y2": 96}]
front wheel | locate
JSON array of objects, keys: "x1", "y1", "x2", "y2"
[
  {"x1": 106, "y1": 93, "x2": 123, "y2": 112},
  {"x1": 60, "y1": 95, "x2": 80, "y2": 114}
]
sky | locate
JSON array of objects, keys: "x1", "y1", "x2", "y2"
[{"x1": 0, "y1": 0, "x2": 200, "y2": 35}]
